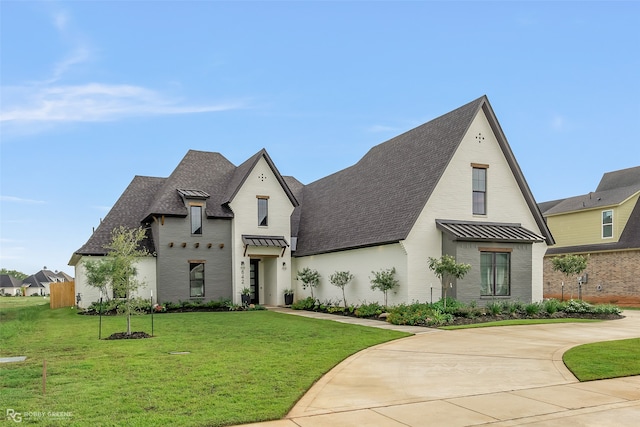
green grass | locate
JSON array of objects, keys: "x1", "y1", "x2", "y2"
[
  {"x1": 563, "y1": 338, "x2": 640, "y2": 381},
  {"x1": 440, "y1": 318, "x2": 601, "y2": 330},
  {"x1": 0, "y1": 295, "x2": 50, "y2": 309},
  {"x1": 1, "y1": 301, "x2": 408, "y2": 426}
]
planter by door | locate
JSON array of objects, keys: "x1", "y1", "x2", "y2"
[
  {"x1": 241, "y1": 294, "x2": 251, "y2": 305},
  {"x1": 284, "y1": 294, "x2": 294, "y2": 305}
]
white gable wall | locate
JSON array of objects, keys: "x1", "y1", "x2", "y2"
[
  {"x1": 291, "y1": 243, "x2": 407, "y2": 306},
  {"x1": 403, "y1": 109, "x2": 548, "y2": 303},
  {"x1": 228, "y1": 156, "x2": 295, "y2": 305}
]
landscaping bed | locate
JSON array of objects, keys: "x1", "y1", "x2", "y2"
[{"x1": 291, "y1": 297, "x2": 623, "y2": 327}]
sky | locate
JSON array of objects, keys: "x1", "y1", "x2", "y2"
[{"x1": 1, "y1": 1, "x2": 638, "y2": 276}]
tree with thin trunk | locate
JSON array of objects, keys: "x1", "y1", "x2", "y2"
[
  {"x1": 551, "y1": 254, "x2": 588, "y2": 299},
  {"x1": 370, "y1": 268, "x2": 398, "y2": 307},
  {"x1": 329, "y1": 271, "x2": 354, "y2": 308},
  {"x1": 428, "y1": 255, "x2": 471, "y2": 308},
  {"x1": 297, "y1": 267, "x2": 320, "y2": 300}
]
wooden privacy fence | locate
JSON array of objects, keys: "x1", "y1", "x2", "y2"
[{"x1": 50, "y1": 281, "x2": 75, "y2": 309}]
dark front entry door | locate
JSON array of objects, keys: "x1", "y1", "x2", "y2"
[{"x1": 250, "y1": 259, "x2": 259, "y2": 304}]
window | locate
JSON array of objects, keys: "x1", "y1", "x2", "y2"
[
  {"x1": 480, "y1": 251, "x2": 510, "y2": 296},
  {"x1": 472, "y1": 166, "x2": 487, "y2": 215},
  {"x1": 602, "y1": 210, "x2": 613, "y2": 238},
  {"x1": 190, "y1": 205, "x2": 202, "y2": 235},
  {"x1": 190, "y1": 262, "x2": 204, "y2": 297},
  {"x1": 258, "y1": 197, "x2": 268, "y2": 226}
]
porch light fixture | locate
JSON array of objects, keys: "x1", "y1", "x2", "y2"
[
  {"x1": 181, "y1": 242, "x2": 187, "y2": 248},
  {"x1": 282, "y1": 261, "x2": 287, "y2": 270},
  {"x1": 169, "y1": 242, "x2": 174, "y2": 248},
  {"x1": 194, "y1": 243, "x2": 200, "y2": 248},
  {"x1": 218, "y1": 243, "x2": 224, "y2": 249},
  {"x1": 207, "y1": 243, "x2": 212, "y2": 249}
]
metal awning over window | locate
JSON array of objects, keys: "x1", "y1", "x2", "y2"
[
  {"x1": 436, "y1": 220, "x2": 544, "y2": 243},
  {"x1": 242, "y1": 235, "x2": 289, "y2": 256}
]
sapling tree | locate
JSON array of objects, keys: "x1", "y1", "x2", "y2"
[
  {"x1": 297, "y1": 267, "x2": 320, "y2": 300},
  {"x1": 329, "y1": 271, "x2": 354, "y2": 308},
  {"x1": 370, "y1": 267, "x2": 398, "y2": 307},
  {"x1": 427, "y1": 255, "x2": 471, "y2": 308},
  {"x1": 84, "y1": 226, "x2": 149, "y2": 335},
  {"x1": 551, "y1": 254, "x2": 588, "y2": 299}
]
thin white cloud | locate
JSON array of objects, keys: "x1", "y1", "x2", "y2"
[
  {"x1": 551, "y1": 115, "x2": 566, "y2": 131},
  {"x1": 0, "y1": 7, "x2": 244, "y2": 133},
  {"x1": 0, "y1": 196, "x2": 46, "y2": 204},
  {"x1": 366, "y1": 124, "x2": 398, "y2": 133},
  {"x1": 0, "y1": 83, "x2": 244, "y2": 124}
]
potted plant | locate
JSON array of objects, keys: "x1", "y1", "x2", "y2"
[
  {"x1": 283, "y1": 289, "x2": 294, "y2": 306},
  {"x1": 241, "y1": 287, "x2": 251, "y2": 305}
]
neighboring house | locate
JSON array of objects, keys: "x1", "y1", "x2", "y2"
[
  {"x1": 70, "y1": 96, "x2": 553, "y2": 309},
  {"x1": 540, "y1": 166, "x2": 640, "y2": 305},
  {"x1": 21, "y1": 269, "x2": 73, "y2": 296},
  {"x1": 0, "y1": 270, "x2": 72, "y2": 296},
  {"x1": 0, "y1": 274, "x2": 23, "y2": 296}
]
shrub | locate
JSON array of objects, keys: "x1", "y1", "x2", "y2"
[
  {"x1": 431, "y1": 297, "x2": 463, "y2": 314},
  {"x1": 542, "y1": 298, "x2": 562, "y2": 315},
  {"x1": 501, "y1": 300, "x2": 524, "y2": 315},
  {"x1": 428, "y1": 309, "x2": 454, "y2": 326},
  {"x1": 291, "y1": 296, "x2": 316, "y2": 311},
  {"x1": 387, "y1": 302, "x2": 433, "y2": 326},
  {"x1": 486, "y1": 301, "x2": 503, "y2": 315},
  {"x1": 355, "y1": 302, "x2": 384, "y2": 318},
  {"x1": 590, "y1": 304, "x2": 622, "y2": 315},
  {"x1": 524, "y1": 302, "x2": 542, "y2": 316},
  {"x1": 562, "y1": 299, "x2": 592, "y2": 314}
]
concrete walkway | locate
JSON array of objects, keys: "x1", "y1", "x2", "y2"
[{"x1": 242, "y1": 309, "x2": 640, "y2": 426}]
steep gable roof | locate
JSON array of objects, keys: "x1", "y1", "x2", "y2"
[
  {"x1": 145, "y1": 150, "x2": 236, "y2": 219},
  {"x1": 75, "y1": 175, "x2": 165, "y2": 256},
  {"x1": 596, "y1": 166, "x2": 640, "y2": 192},
  {"x1": 223, "y1": 149, "x2": 299, "y2": 207},
  {"x1": 293, "y1": 96, "x2": 553, "y2": 257}
]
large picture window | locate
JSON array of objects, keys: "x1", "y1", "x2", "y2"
[
  {"x1": 480, "y1": 251, "x2": 510, "y2": 296},
  {"x1": 258, "y1": 197, "x2": 268, "y2": 226},
  {"x1": 472, "y1": 166, "x2": 487, "y2": 215},
  {"x1": 190, "y1": 262, "x2": 204, "y2": 297},
  {"x1": 602, "y1": 210, "x2": 613, "y2": 238},
  {"x1": 190, "y1": 205, "x2": 202, "y2": 235}
]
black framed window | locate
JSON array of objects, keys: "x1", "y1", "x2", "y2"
[
  {"x1": 480, "y1": 252, "x2": 510, "y2": 296},
  {"x1": 190, "y1": 263, "x2": 204, "y2": 297},
  {"x1": 472, "y1": 167, "x2": 487, "y2": 215},
  {"x1": 191, "y1": 205, "x2": 202, "y2": 235},
  {"x1": 258, "y1": 197, "x2": 268, "y2": 226}
]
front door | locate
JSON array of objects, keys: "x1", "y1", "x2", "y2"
[{"x1": 250, "y1": 259, "x2": 260, "y2": 304}]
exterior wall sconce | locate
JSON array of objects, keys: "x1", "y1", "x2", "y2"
[
  {"x1": 282, "y1": 261, "x2": 287, "y2": 270},
  {"x1": 194, "y1": 242, "x2": 200, "y2": 248},
  {"x1": 168, "y1": 242, "x2": 174, "y2": 248},
  {"x1": 207, "y1": 243, "x2": 212, "y2": 249},
  {"x1": 218, "y1": 243, "x2": 224, "y2": 249},
  {"x1": 181, "y1": 242, "x2": 187, "y2": 248}
]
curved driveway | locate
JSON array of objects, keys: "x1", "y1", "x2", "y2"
[{"x1": 247, "y1": 310, "x2": 640, "y2": 426}]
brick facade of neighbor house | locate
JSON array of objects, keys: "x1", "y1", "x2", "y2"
[{"x1": 543, "y1": 250, "x2": 640, "y2": 306}]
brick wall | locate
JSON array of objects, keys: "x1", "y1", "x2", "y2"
[{"x1": 543, "y1": 250, "x2": 640, "y2": 306}]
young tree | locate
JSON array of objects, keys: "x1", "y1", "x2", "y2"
[
  {"x1": 370, "y1": 267, "x2": 398, "y2": 307},
  {"x1": 428, "y1": 255, "x2": 471, "y2": 307},
  {"x1": 551, "y1": 254, "x2": 588, "y2": 299},
  {"x1": 329, "y1": 271, "x2": 354, "y2": 308},
  {"x1": 83, "y1": 226, "x2": 149, "y2": 335},
  {"x1": 83, "y1": 259, "x2": 112, "y2": 301},
  {"x1": 297, "y1": 267, "x2": 320, "y2": 300}
]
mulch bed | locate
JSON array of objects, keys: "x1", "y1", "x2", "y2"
[{"x1": 105, "y1": 331, "x2": 152, "y2": 340}]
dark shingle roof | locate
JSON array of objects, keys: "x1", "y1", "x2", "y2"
[
  {"x1": 436, "y1": 220, "x2": 544, "y2": 243},
  {"x1": 0, "y1": 274, "x2": 22, "y2": 288},
  {"x1": 76, "y1": 176, "x2": 165, "y2": 255},
  {"x1": 145, "y1": 150, "x2": 236, "y2": 219},
  {"x1": 596, "y1": 166, "x2": 640, "y2": 192},
  {"x1": 293, "y1": 96, "x2": 553, "y2": 256}
]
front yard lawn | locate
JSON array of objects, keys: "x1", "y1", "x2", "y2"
[
  {"x1": 0, "y1": 301, "x2": 408, "y2": 426},
  {"x1": 563, "y1": 338, "x2": 640, "y2": 381}
]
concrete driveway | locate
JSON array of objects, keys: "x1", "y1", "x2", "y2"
[{"x1": 244, "y1": 309, "x2": 640, "y2": 426}]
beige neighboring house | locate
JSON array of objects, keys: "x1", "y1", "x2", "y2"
[
  {"x1": 70, "y1": 96, "x2": 553, "y2": 309},
  {"x1": 540, "y1": 166, "x2": 640, "y2": 305}
]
